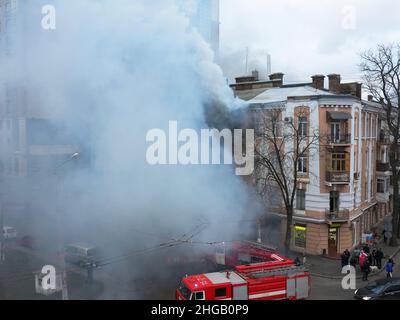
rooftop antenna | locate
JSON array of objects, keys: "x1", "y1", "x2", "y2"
[
  {"x1": 267, "y1": 53, "x2": 272, "y2": 75},
  {"x1": 245, "y1": 47, "x2": 249, "y2": 75}
]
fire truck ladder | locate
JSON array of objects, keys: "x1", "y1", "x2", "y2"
[
  {"x1": 247, "y1": 265, "x2": 308, "y2": 279},
  {"x1": 242, "y1": 240, "x2": 277, "y2": 252}
]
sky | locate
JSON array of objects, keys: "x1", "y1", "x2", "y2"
[{"x1": 219, "y1": 0, "x2": 400, "y2": 84}]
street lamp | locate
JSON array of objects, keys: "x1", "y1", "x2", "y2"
[{"x1": 54, "y1": 151, "x2": 80, "y2": 300}]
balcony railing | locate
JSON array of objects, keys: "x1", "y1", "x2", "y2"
[
  {"x1": 326, "y1": 171, "x2": 350, "y2": 183},
  {"x1": 376, "y1": 161, "x2": 390, "y2": 172},
  {"x1": 378, "y1": 134, "x2": 391, "y2": 144},
  {"x1": 325, "y1": 209, "x2": 350, "y2": 222},
  {"x1": 327, "y1": 134, "x2": 351, "y2": 145}
]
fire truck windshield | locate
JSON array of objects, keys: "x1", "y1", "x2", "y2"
[{"x1": 178, "y1": 281, "x2": 192, "y2": 300}]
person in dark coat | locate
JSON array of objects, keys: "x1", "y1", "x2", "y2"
[
  {"x1": 350, "y1": 255, "x2": 358, "y2": 268},
  {"x1": 375, "y1": 248, "x2": 384, "y2": 269},
  {"x1": 362, "y1": 259, "x2": 371, "y2": 281},
  {"x1": 371, "y1": 249, "x2": 377, "y2": 266},
  {"x1": 382, "y1": 229, "x2": 387, "y2": 244},
  {"x1": 341, "y1": 250, "x2": 350, "y2": 268}
]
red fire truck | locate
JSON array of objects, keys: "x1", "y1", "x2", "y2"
[
  {"x1": 165, "y1": 241, "x2": 278, "y2": 269},
  {"x1": 176, "y1": 256, "x2": 311, "y2": 300},
  {"x1": 209, "y1": 241, "x2": 281, "y2": 267}
]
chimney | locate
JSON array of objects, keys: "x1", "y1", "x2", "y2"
[
  {"x1": 252, "y1": 70, "x2": 259, "y2": 81},
  {"x1": 269, "y1": 72, "x2": 284, "y2": 87},
  {"x1": 368, "y1": 95, "x2": 373, "y2": 102},
  {"x1": 269, "y1": 72, "x2": 284, "y2": 81},
  {"x1": 327, "y1": 74, "x2": 341, "y2": 93},
  {"x1": 311, "y1": 75, "x2": 325, "y2": 90}
]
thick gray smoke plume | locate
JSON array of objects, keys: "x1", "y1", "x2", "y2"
[{"x1": 2, "y1": 0, "x2": 262, "y2": 298}]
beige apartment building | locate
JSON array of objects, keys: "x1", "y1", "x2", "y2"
[{"x1": 232, "y1": 72, "x2": 392, "y2": 256}]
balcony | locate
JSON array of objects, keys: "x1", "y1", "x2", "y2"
[
  {"x1": 325, "y1": 209, "x2": 350, "y2": 223},
  {"x1": 326, "y1": 171, "x2": 350, "y2": 184},
  {"x1": 378, "y1": 134, "x2": 391, "y2": 145},
  {"x1": 376, "y1": 161, "x2": 390, "y2": 172},
  {"x1": 327, "y1": 134, "x2": 351, "y2": 145}
]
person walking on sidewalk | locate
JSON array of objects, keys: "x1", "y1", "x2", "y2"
[
  {"x1": 386, "y1": 259, "x2": 394, "y2": 279},
  {"x1": 371, "y1": 249, "x2": 377, "y2": 266},
  {"x1": 362, "y1": 259, "x2": 371, "y2": 282},
  {"x1": 376, "y1": 248, "x2": 384, "y2": 269},
  {"x1": 341, "y1": 249, "x2": 350, "y2": 268},
  {"x1": 359, "y1": 249, "x2": 368, "y2": 271}
]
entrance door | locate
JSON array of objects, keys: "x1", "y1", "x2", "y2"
[{"x1": 328, "y1": 228, "x2": 338, "y2": 256}]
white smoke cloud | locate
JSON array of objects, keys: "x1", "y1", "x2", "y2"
[{"x1": 2, "y1": 0, "x2": 261, "y2": 286}]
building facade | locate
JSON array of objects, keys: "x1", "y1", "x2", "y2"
[
  {"x1": 232, "y1": 73, "x2": 392, "y2": 256},
  {"x1": 177, "y1": 0, "x2": 220, "y2": 57},
  {"x1": 0, "y1": 0, "x2": 82, "y2": 208}
]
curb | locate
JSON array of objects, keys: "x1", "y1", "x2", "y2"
[{"x1": 309, "y1": 246, "x2": 400, "y2": 280}]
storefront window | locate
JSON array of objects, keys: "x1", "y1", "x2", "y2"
[{"x1": 294, "y1": 225, "x2": 307, "y2": 248}]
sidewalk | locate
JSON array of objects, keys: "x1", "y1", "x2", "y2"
[
  {"x1": 305, "y1": 216, "x2": 399, "y2": 279},
  {"x1": 305, "y1": 240, "x2": 400, "y2": 279}
]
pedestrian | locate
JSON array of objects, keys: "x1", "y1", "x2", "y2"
[
  {"x1": 382, "y1": 229, "x2": 387, "y2": 244},
  {"x1": 341, "y1": 250, "x2": 350, "y2": 268},
  {"x1": 350, "y1": 255, "x2": 358, "y2": 268},
  {"x1": 371, "y1": 249, "x2": 377, "y2": 266},
  {"x1": 375, "y1": 248, "x2": 384, "y2": 269},
  {"x1": 362, "y1": 258, "x2": 371, "y2": 281},
  {"x1": 386, "y1": 258, "x2": 394, "y2": 279},
  {"x1": 359, "y1": 249, "x2": 367, "y2": 269}
]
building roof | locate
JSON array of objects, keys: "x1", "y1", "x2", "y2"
[{"x1": 248, "y1": 85, "x2": 334, "y2": 105}]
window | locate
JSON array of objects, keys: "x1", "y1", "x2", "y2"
[
  {"x1": 215, "y1": 288, "x2": 227, "y2": 298},
  {"x1": 294, "y1": 225, "x2": 307, "y2": 248},
  {"x1": 193, "y1": 291, "x2": 205, "y2": 300},
  {"x1": 298, "y1": 156, "x2": 307, "y2": 174},
  {"x1": 332, "y1": 153, "x2": 346, "y2": 171},
  {"x1": 330, "y1": 191, "x2": 340, "y2": 212},
  {"x1": 331, "y1": 122, "x2": 341, "y2": 142},
  {"x1": 298, "y1": 117, "x2": 308, "y2": 137},
  {"x1": 377, "y1": 179, "x2": 385, "y2": 193},
  {"x1": 296, "y1": 189, "x2": 306, "y2": 210},
  {"x1": 385, "y1": 285, "x2": 400, "y2": 294}
]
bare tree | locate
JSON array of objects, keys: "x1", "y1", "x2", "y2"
[
  {"x1": 251, "y1": 108, "x2": 319, "y2": 253},
  {"x1": 361, "y1": 44, "x2": 400, "y2": 246}
]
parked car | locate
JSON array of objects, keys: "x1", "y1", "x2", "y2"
[
  {"x1": 2, "y1": 226, "x2": 17, "y2": 240},
  {"x1": 18, "y1": 235, "x2": 40, "y2": 249},
  {"x1": 64, "y1": 243, "x2": 99, "y2": 267},
  {"x1": 354, "y1": 278, "x2": 400, "y2": 300}
]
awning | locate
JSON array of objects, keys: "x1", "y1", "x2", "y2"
[{"x1": 327, "y1": 111, "x2": 352, "y2": 120}]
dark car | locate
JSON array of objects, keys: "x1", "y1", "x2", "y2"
[{"x1": 355, "y1": 278, "x2": 400, "y2": 300}]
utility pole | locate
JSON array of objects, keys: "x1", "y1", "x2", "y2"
[
  {"x1": 54, "y1": 152, "x2": 79, "y2": 300},
  {"x1": 245, "y1": 47, "x2": 249, "y2": 75},
  {"x1": 257, "y1": 217, "x2": 262, "y2": 244},
  {"x1": 0, "y1": 201, "x2": 4, "y2": 262}
]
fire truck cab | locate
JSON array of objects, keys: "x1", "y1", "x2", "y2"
[{"x1": 176, "y1": 256, "x2": 311, "y2": 300}]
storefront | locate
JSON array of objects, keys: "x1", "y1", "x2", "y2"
[
  {"x1": 327, "y1": 224, "x2": 341, "y2": 256},
  {"x1": 294, "y1": 224, "x2": 307, "y2": 249}
]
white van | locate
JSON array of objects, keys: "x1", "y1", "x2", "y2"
[
  {"x1": 64, "y1": 243, "x2": 99, "y2": 267},
  {"x1": 2, "y1": 226, "x2": 17, "y2": 240}
]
